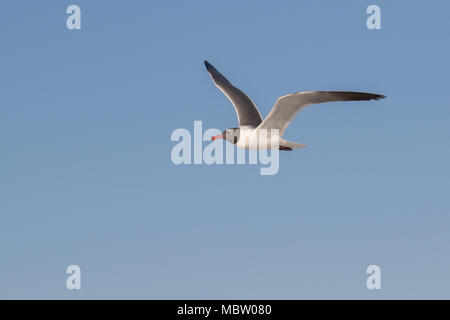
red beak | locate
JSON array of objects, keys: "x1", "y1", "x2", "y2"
[{"x1": 211, "y1": 134, "x2": 223, "y2": 141}]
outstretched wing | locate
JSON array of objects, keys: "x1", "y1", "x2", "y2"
[
  {"x1": 257, "y1": 91, "x2": 385, "y2": 135},
  {"x1": 204, "y1": 60, "x2": 263, "y2": 127}
]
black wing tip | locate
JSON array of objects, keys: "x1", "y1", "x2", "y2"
[
  {"x1": 370, "y1": 93, "x2": 387, "y2": 100},
  {"x1": 314, "y1": 91, "x2": 387, "y2": 101},
  {"x1": 340, "y1": 92, "x2": 387, "y2": 101},
  {"x1": 342, "y1": 92, "x2": 386, "y2": 100},
  {"x1": 204, "y1": 60, "x2": 214, "y2": 72}
]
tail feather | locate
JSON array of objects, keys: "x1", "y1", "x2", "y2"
[{"x1": 279, "y1": 140, "x2": 307, "y2": 150}]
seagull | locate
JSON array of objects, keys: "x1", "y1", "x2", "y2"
[{"x1": 204, "y1": 60, "x2": 385, "y2": 150}]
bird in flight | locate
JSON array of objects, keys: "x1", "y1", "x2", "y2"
[{"x1": 204, "y1": 60, "x2": 385, "y2": 151}]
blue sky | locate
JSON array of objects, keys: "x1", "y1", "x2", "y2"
[{"x1": 1, "y1": 0, "x2": 449, "y2": 299}]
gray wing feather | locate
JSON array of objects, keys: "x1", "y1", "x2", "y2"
[
  {"x1": 204, "y1": 61, "x2": 263, "y2": 127},
  {"x1": 257, "y1": 91, "x2": 385, "y2": 135}
]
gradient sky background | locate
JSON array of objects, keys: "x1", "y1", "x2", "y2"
[{"x1": 1, "y1": 0, "x2": 449, "y2": 299}]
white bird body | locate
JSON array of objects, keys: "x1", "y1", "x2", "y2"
[
  {"x1": 235, "y1": 127, "x2": 305, "y2": 150},
  {"x1": 235, "y1": 127, "x2": 277, "y2": 150}
]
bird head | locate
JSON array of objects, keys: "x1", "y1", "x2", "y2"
[{"x1": 211, "y1": 128, "x2": 240, "y2": 144}]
